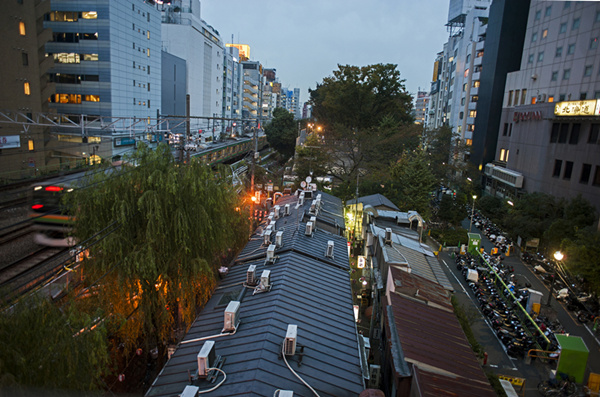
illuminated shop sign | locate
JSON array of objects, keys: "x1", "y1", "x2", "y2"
[{"x1": 554, "y1": 99, "x2": 600, "y2": 116}]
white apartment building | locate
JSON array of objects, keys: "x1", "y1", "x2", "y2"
[
  {"x1": 223, "y1": 45, "x2": 243, "y2": 137},
  {"x1": 160, "y1": 0, "x2": 223, "y2": 133}
]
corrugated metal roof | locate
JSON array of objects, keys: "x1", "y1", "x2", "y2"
[
  {"x1": 146, "y1": 192, "x2": 364, "y2": 397},
  {"x1": 346, "y1": 194, "x2": 399, "y2": 211},
  {"x1": 387, "y1": 269, "x2": 495, "y2": 397}
]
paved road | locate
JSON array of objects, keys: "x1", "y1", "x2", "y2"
[{"x1": 432, "y1": 220, "x2": 600, "y2": 396}]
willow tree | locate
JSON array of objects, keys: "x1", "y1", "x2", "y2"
[{"x1": 65, "y1": 143, "x2": 249, "y2": 356}]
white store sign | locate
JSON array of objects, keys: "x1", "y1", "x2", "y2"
[{"x1": 0, "y1": 135, "x2": 21, "y2": 149}]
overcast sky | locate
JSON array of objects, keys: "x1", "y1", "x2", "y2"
[{"x1": 201, "y1": 0, "x2": 451, "y2": 105}]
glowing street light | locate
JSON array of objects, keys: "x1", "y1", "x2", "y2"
[
  {"x1": 546, "y1": 251, "x2": 564, "y2": 306},
  {"x1": 469, "y1": 195, "x2": 477, "y2": 232}
]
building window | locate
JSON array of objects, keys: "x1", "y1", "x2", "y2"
[
  {"x1": 469, "y1": 110, "x2": 477, "y2": 118},
  {"x1": 545, "y1": 6, "x2": 552, "y2": 17},
  {"x1": 596, "y1": 92, "x2": 600, "y2": 100},
  {"x1": 463, "y1": 83, "x2": 468, "y2": 92},
  {"x1": 559, "y1": 94, "x2": 566, "y2": 101},
  {"x1": 28, "y1": 139, "x2": 34, "y2": 151},
  {"x1": 563, "y1": 161, "x2": 573, "y2": 180},
  {"x1": 551, "y1": 71, "x2": 558, "y2": 81},
  {"x1": 147, "y1": 31, "x2": 150, "y2": 39},
  {"x1": 473, "y1": 80, "x2": 480, "y2": 88},
  {"x1": 528, "y1": 54, "x2": 534, "y2": 64},
  {"x1": 564, "y1": 2, "x2": 570, "y2": 9},
  {"x1": 22, "y1": 52, "x2": 28, "y2": 66},
  {"x1": 133, "y1": 98, "x2": 136, "y2": 105},
  {"x1": 553, "y1": 160, "x2": 563, "y2": 177},
  {"x1": 593, "y1": 166, "x2": 600, "y2": 186},
  {"x1": 464, "y1": 68, "x2": 469, "y2": 78},
  {"x1": 569, "y1": 123, "x2": 580, "y2": 144},
  {"x1": 572, "y1": 17, "x2": 580, "y2": 30},
  {"x1": 500, "y1": 149, "x2": 509, "y2": 162},
  {"x1": 591, "y1": 38, "x2": 598, "y2": 50},
  {"x1": 515, "y1": 90, "x2": 520, "y2": 105},
  {"x1": 504, "y1": 123, "x2": 509, "y2": 136},
  {"x1": 548, "y1": 96, "x2": 554, "y2": 103},
  {"x1": 508, "y1": 91, "x2": 513, "y2": 106},
  {"x1": 556, "y1": 47, "x2": 562, "y2": 57},
  {"x1": 133, "y1": 42, "x2": 135, "y2": 49},
  {"x1": 580, "y1": 92, "x2": 587, "y2": 100},
  {"x1": 580, "y1": 164, "x2": 592, "y2": 184},
  {"x1": 597, "y1": 11, "x2": 600, "y2": 23},
  {"x1": 521, "y1": 89, "x2": 527, "y2": 105},
  {"x1": 538, "y1": 52, "x2": 544, "y2": 62},
  {"x1": 563, "y1": 69, "x2": 571, "y2": 80},
  {"x1": 542, "y1": 29, "x2": 548, "y2": 39},
  {"x1": 148, "y1": 83, "x2": 150, "y2": 91},
  {"x1": 133, "y1": 61, "x2": 135, "y2": 69},
  {"x1": 148, "y1": 100, "x2": 150, "y2": 108},
  {"x1": 585, "y1": 65, "x2": 593, "y2": 77},
  {"x1": 551, "y1": 123, "x2": 559, "y2": 142},
  {"x1": 23, "y1": 82, "x2": 30, "y2": 95},
  {"x1": 559, "y1": 124, "x2": 569, "y2": 143},
  {"x1": 535, "y1": 10, "x2": 541, "y2": 21},
  {"x1": 559, "y1": 22, "x2": 567, "y2": 34},
  {"x1": 19, "y1": 21, "x2": 25, "y2": 35},
  {"x1": 147, "y1": 48, "x2": 150, "y2": 57},
  {"x1": 567, "y1": 44, "x2": 575, "y2": 55},
  {"x1": 532, "y1": 32, "x2": 538, "y2": 42},
  {"x1": 589, "y1": 124, "x2": 600, "y2": 143},
  {"x1": 148, "y1": 65, "x2": 150, "y2": 74}
]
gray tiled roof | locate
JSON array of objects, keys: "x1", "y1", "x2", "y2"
[
  {"x1": 146, "y1": 191, "x2": 365, "y2": 397},
  {"x1": 346, "y1": 193, "x2": 399, "y2": 211}
]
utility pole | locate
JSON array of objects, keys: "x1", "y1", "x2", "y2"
[{"x1": 185, "y1": 94, "x2": 190, "y2": 163}]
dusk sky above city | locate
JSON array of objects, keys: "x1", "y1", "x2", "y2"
[{"x1": 201, "y1": 0, "x2": 451, "y2": 104}]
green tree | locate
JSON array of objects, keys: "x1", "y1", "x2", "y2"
[
  {"x1": 0, "y1": 294, "x2": 109, "y2": 391},
  {"x1": 391, "y1": 150, "x2": 437, "y2": 219},
  {"x1": 438, "y1": 194, "x2": 465, "y2": 227},
  {"x1": 64, "y1": 143, "x2": 249, "y2": 356},
  {"x1": 264, "y1": 108, "x2": 297, "y2": 160},
  {"x1": 294, "y1": 133, "x2": 329, "y2": 182},
  {"x1": 422, "y1": 125, "x2": 454, "y2": 183},
  {"x1": 503, "y1": 192, "x2": 563, "y2": 244},
  {"x1": 309, "y1": 64, "x2": 415, "y2": 184},
  {"x1": 562, "y1": 228, "x2": 600, "y2": 294}
]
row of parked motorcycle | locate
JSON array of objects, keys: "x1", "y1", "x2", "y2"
[
  {"x1": 470, "y1": 210, "x2": 598, "y2": 327},
  {"x1": 456, "y1": 253, "x2": 562, "y2": 359}
]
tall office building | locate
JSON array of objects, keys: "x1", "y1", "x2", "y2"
[
  {"x1": 222, "y1": 45, "x2": 243, "y2": 136},
  {"x1": 414, "y1": 90, "x2": 430, "y2": 125},
  {"x1": 0, "y1": 0, "x2": 53, "y2": 179},
  {"x1": 44, "y1": 0, "x2": 162, "y2": 164},
  {"x1": 161, "y1": 0, "x2": 223, "y2": 136},
  {"x1": 241, "y1": 60, "x2": 262, "y2": 130},
  {"x1": 485, "y1": 1, "x2": 600, "y2": 212}
]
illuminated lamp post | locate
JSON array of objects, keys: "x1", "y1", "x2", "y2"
[
  {"x1": 469, "y1": 195, "x2": 477, "y2": 232},
  {"x1": 546, "y1": 251, "x2": 564, "y2": 306}
]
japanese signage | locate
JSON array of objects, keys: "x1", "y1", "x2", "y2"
[
  {"x1": 554, "y1": 99, "x2": 600, "y2": 116},
  {"x1": 513, "y1": 110, "x2": 542, "y2": 122},
  {"x1": 0, "y1": 135, "x2": 21, "y2": 149},
  {"x1": 114, "y1": 137, "x2": 136, "y2": 147}
]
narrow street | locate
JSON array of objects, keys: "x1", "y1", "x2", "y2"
[{"x1": 432, "y1": 219, "x2": 600, "y2": 396}]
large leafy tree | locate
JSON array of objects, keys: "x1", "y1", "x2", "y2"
[
  {"x1": 0, "y1": 294, "x2": 109, "y2": 390},
  {"x1": 294, "y1": 133, "x2": 329, "y2": 182},
  {"x1": 562, "y1": 228, "x2": 600, "y2": 294},
  {"x1": 309, "y1": 64, "x2": 415, "y2": 183},
  {"x1": 264, "y1": 108, "x2": 297, "y2": 160},
  {"x1": 65, "y1": 143, "x2": 249, "y2": 356}
]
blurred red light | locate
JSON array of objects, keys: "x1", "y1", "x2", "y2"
[
  {"x1": 45, "y1": 186, "x2": 63, "y2": 192},
  {"x1": 32, "y1": 204, "x2": 43, "y2": 210}
]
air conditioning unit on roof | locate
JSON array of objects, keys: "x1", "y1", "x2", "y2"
[
  {"x1": 260, "y1": 270, "x2": 271, "y2": 289},
  {"x1": 266, "y1": 244, "x2": 276, "y2": 262},
  {"x1": 223, "y1": 300, "x2": 240, "y2": 332},
  {"x1": 284, "y1": 204, "x2": 290, "y2": 216},
  {"x1": 284, "y1": 324, "x2": 297, "y2": 355},
  {"x1": 305, "y1": 221, "x2": 313, "y2": 236},
  {"x1": 326, "y1": 241, "x2": 334, "y2": 258},
  {"x1": 385, "y1": 228, "x2": 392, "y2": 244},
  {"x1": 274, "y1": 205, "x2": 280, "y2": 219},
  {"x1": 197, "y1": 340, "x2": 215, "y2": 377},
  {"x1": 246, "y1": 264, "x2": 257, "y2": 285},
  {"x1": 275, "y1": 230, "x2": 283, "y2": 247},
  {"x1": 264, "y1": 230, "x2": 272, "y2": 245}
]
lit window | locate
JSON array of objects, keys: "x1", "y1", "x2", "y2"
[
  {"x1": 548, "y1": 96, "x2": 554, "y2": 103},
  {"x1": 82, "y1": 11, "x2": 97, "y2": 19},
  {"x1": 542, "y1": 29, "x2": 548, "y2": 39},
  {"x1": 24, "y1": 82, "x2": 30, "y2": 95},
  {"x1": 19, "y1": 21, "x2": 26, "y2": 36},
  {"x1": 147, "y1": 31, "x2": 150, "y2": 39},
  {"x1": 464, "y1": 68, "x2": 469, "y2": 78},
  {"x1": 469, "y1": 110, "x2": 477, "y2": 118},
  {"x1": 500, "y1": 149, "x2": 506, "y2": 162},
  {"x1": 465, "y1": 139, "x2": 472, "y2": 146},
  {"x1": 84, "y1": 95, "x2": 100, "y2": 102},
  {"x1": 147, "y1": 48, "x2": 150, "y2": 57},
  {"x1": 28, "y1": 139, "x2": 34, "y2": 151}
]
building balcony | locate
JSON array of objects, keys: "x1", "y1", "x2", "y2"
[
  {"x1": 470, "y1": 86, "x2": 479, "y2": 96},
  {"x1": 474, "y1": 56, "x2": 483, "y2": 67},
  {"x1": 476, "y1": 41, "x2": 484, "y2": 51},
  {"x1": 468, "y1": 102, "x2": 477, "y2": 110},
  {"x1": 472, "y1": 72, "x2": 481, "y2": 81}
]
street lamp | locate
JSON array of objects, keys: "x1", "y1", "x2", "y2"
[
  {"x1": 546, "y1": 251, "x2": 564, "y2": 306},
  {"x1": 469, "y1": 195, "x2": 477, "y2": 232}
]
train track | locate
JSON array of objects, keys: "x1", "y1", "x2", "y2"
[
  {"x1": 0, "y1": 246, "x2": 69, "y2": 302},
  {"x1": 0, "y1": 224, "x2": 34, "y2": 245}
]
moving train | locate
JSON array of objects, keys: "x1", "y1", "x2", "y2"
[{"x1": 30, "y1": 135, "x2": 268, "y2": 246}]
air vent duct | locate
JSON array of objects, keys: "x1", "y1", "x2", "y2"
[
  {"x1": 275, "y1": 230, "x2": 283, "y2": 247},
  {"x1": 284, "y1": 204, "x2": 290, "y2": 216},
  {"x1": 284, "y1": 324, "x2": 297, "y2": 355}
]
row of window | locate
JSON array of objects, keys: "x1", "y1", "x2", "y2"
[
  {"x1": 45, "y1": 11, "x2": 97, "y2": 22},
  {"x1": 133, "y1": 62, "x2": 151, "y2": 74},
  {"x1": 132, "y1": 42, "x2": 151, "y2": 57},
  {"x1": 552, "y1": 160, "x2": 600, "y2": 186},
  {"x1": 132, "y1": 4, "x2": 151, "y2": 22},
  {"x1": 132, "y1": 24, "x2": 151, "y2": 40},
  {"x1": 133, "y1": 98, "x2": 151, "y2": 108},
  {"x1": 49, "y1": 73, "x2": 99, "y2": 84},
  {"x1": 133, "y1": 80, "x2": 151, "y2": 91},
  {"x1": 53, "y1": 32, "x2": 98, "y2": 42},
  {"x1": 550, "y1": 122, "x2": 600, "y2": 145},
  {"x1": 49, "y1": 94, "x2": 100, "y2": 104},
  {"x1": 50, "y1": 52, "x2": 99, "y2": 64},
  {"x1": 507, "y1": 89, "x2": 528, "y2": 107}
]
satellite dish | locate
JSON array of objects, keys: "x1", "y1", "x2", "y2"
[
  {"x1": 301, "y1": 181, "x2": 307, "y2": 188},
  {"x1": 305, "y1": 176, "x2": 312, "y2": 184}
]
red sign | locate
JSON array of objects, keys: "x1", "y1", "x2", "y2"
[{"x1": 513, "y1": 110, "x2": 542, "y2": 123}]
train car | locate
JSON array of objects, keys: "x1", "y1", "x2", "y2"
[
  {"x1": 192, "y1": 134, "x2": 268, "y2": 166},
  {"x1": 29, "y1": 171, "x2": 87, "y2": 247}
]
